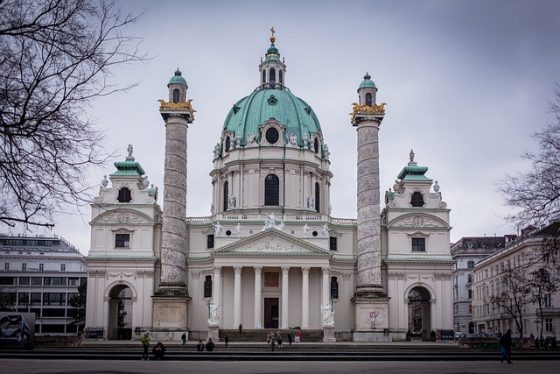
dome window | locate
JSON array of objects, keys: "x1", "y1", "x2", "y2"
[
  {"x1": 262, "y1": 70, "x2": 266, "y2": 84},
  {"x1": 265, "y1": 127, "x2": 279, "y2": 144},
  {"x1": 173, "y1": 89, "x2": 180, "y2": 103},
  {"x1": 314, "y1": 138, "x2": 319, "y2": 153},
  {"x1": 269, "y1": 68, "x2": 276, "y2": 83},
  {"x1": 223, "y1": 181, "x2": 229, "y2": 210},
  {"x1": 267, "y1": 95, "x2": 277, "y2": 105},
  {"x1": 224, "y1": 136, "x2": 231, "y2": 152},
  {"x1": 411, "y1": 191, "x2": 424, "y2": 207},
  {"x1": 117, "y1": 187, "x2": 132, "y2": 203},
  {"x1": 264, "y1": 174, "x2": 279, "y2": 205},
  {"x1": 304, "y1": 107, "x2": 312, "y2": 115},
  {"x1": 232, "y1": 105, "x2": 240, "y2": 114},
  {"x1": 315, "y1": 182, "x2": 320, "y2": 212},
  {"x1": 365, "y1": 93, "x2": 373, "y2": 106},
  {"x1": 279, "y1": 70, "x2": 283, "y2": 84}
]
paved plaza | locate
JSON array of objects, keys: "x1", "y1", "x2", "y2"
[{"x1": 0, "y1": 360, "x2": 558, "y2": 374}]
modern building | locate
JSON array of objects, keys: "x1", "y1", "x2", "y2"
[
  {"x1": 471, "y1": 222, "x2": 560, "y2": 338},
  {"x1": 85, "y1": 32, "x2": 454, "y2": 342},
  {"x1": 450, "y1": 235, "x2": 516, "y2": 335},
  {"x1": 0, "y1": 234, "x2": 87, "y2": 336}
]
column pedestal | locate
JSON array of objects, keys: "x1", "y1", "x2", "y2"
[
  {"x1": 352, "y1": 296, "x2": 391, "y2": 342},
  {"x1": 323, "y1": 325, "x2": 336, "y2": 342},
  {"x1": 151, "y1": 295, "x2": 190, "y2": 341},
  {"x1": 208, "y1": 323, "x2": 220, "y2": 341}
]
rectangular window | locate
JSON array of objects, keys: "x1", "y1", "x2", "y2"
[
  {"x1": 411, "y1": 238, "x2": 426, "y2": 252},
  {"x1": 207, "y1": 235, "x2": 214, "y2": 249},
  {"x1": 468, "y1": 290, "x2": 472, "y2": 299},
  {"x1": 68, "y1": 277, "x2": 80, "y2": 286},
  {"x1": 544, "y1": 294, "x2": 552, "y2": 308},
  {"x1": 60, "y1": 264, "x2": 66, "y2": 272},
  {"x1": 17, "y1": 292, "x2": 29, "y2": 306},
  {"x1": 44, "y1": 277, "x2": 51, "y2": 286},
  {"x1": 39, "y1": 263, "x2": 44, "y2": 271},
  {"x1": 329, "y1": 237, "x2": 338, "y2": 251},
  {"x1": 4, "y1": 263, "x2": 8, "y2": 271},
  {"x1": 30, "y1": 293, "x2": 41, "y2": 305},
  {"x1": 18, "y1": 277, "x2": 30, "y2": 285},
  {"x1": 545, "y1": 319, "x2": 553, "y2": 332},
  {"x1": 31, "y1": 277, "x2": 42, "y2": 286},
  {"x1": 115, "y1": 234, "x2": 130, "y2": 248},
  {"x1": 22, "y1": 263, "x2": 27, "y2": 271},
  {"x1": 0, "y1": 276, "x2": 15, "y2": 285}
]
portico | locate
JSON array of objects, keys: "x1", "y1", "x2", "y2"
[{"x1": 209, "y1": 229, "x2": 331, "y2": 331}]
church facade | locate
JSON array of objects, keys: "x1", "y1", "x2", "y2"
[{"x1": 85, "y1": 33, "x2": 453, "y2": 342}]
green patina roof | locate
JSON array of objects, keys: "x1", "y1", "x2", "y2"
[
  {"x1": 223, "y1": 88, "x2": 322, "y2": 147},
  {"x1": 168, "y1": 69, "x2": 187, "y2": 86},
  {"x1": 397, "y1": 164, "x2": 430, "y2": 181},
  {"x1": 358, "y1": 73, "x2": 376, "y2": 90},
  {"x1": 111, "y1": 158, "x2": 145, "y2": 177}
]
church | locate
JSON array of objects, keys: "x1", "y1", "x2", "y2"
[{"x1": 84, "y1": 32, "x2": 454, "y2": 342}]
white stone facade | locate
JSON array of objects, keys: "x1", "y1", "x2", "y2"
[{"x1": 84, "y1": 36, "x2": 455, "y2": 342}]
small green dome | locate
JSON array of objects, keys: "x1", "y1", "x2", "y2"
[
  {"x1": 168, "y1": 69, "x2": 187, "y2": 86},
  {"x1": 358, "y1": 73, "x2": 376, "y2": 90},
  {"x1": 223, "y1": 88, "x2": 322, "y2": 147},
  {"x1": 267, "y1": 44, "x2": 279, "y2": 54}
]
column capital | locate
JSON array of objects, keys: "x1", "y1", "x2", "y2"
[
  {"x1": 233, "y1": 265, "x2": 243, "y2": 274},
  {"x1": 322, "y1": 266, "x2": 330, "y2": 273},
  {"x1": 281, "y1": 266, "x2": 291, "y2": 273},
  {"x1": 301, "y1": 266, "x2": 310, "y2": 274},
  {"x1": 213, "y1": 266, "x2": 222, "y2": 272},
  {"x1": 254, "y1": 265, "x2": 263, "y2": 273}
]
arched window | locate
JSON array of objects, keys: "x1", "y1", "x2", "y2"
[
  {"x1": 262, "y1": 70, "x2": 266, "y2": 83},
  {"x1": 330, "y1": 276, "x2": 339, "y2": 299},
  {"x1": 279, "y1": 70, "x2": 283, "y2": 84},
  {"x1": 365, "y1": 92, "x2": 373, "y2": 106},
  {"x1": 269, "y1": 68, "x2": 276, "y2": 83},
  {"x1": 117, "y1": 187, "x2": 132, "y2": 203},
  {"x1": 411, "y1": 191, "x2": 424, "y2": 207},
  {"x1": 264, "y1": 174, "x2": 279, "y2": 205},
  {"x1": 467, "y1": 260, "x2": 475, "y2": 269},
  {"x1": 314, "y1": 137, "x2": 319, "y2": 153},
  {"x1": 315, "y1": 182, "x2": 320, "y2": 213},
  {"x1": 173, "y1": 89, "x2": 180, "y2": 103},
  {"x1": 223, "y1": 181, "x2": 229, "y2": 211},
  {"x1": 204, "y1": 275, "x2": 212, "y2": 298}
]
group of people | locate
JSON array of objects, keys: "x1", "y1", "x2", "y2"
[
  {"x1": 140, "y1": 332, "x2": 166, "y2": 360},
  {"x1": 267, "y1": 331, "x2": 293, "y2": 351}
]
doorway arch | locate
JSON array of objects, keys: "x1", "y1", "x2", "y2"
[
  {"x1": 108, "y1": 284, "x2": 133, "y2": 340},
  {"x1": 407, "y1": 286, "x2": 431, "y2": 340}
]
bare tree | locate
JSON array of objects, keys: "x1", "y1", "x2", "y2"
[
  {"x1": 490, "y1": 268, "x2": 532, "y2": 338},
  {"x1": 528, "y1": 267, "x2": 558, "y2": 339},
  {"x1": 0, "y1": 0, "x2": 144, "y2": 228},
  {"x1": 502, "y1": 87, "x2": 560, "y2": 228}
]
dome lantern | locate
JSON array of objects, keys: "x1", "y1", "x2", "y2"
[{"x1": 259, "y1": 27, "x2": 287, "y2": 89}]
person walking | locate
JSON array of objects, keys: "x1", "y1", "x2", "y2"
[
  {"x1": 499, "y1": 329, "x2": 513, "y2": 364},
  {"x1": 181, "y1": 332, "x2": 186, "y2": 345},
  {"x1": 287, "y1": 332, "x2": 292, "y2": 346},
  {"x1": 270, "y1": 333, "x2": 276, "y2": 352},
  {"x1": 206, "y1": 337, "x2": 215, "y2": 352},
  {"x1": 277, "y1": 334, "x2": 283, "y2": 350},
  {"x1": 140, "y1": 331, "x2": 150, "y2": 360}
]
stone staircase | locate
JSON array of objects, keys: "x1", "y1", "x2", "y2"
[{"x1": 218, "y1": 329, "x2": 324, "y2": 342}]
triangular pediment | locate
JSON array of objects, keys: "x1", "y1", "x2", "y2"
[{"x1": 212, "y1": 228, "x2": 331, "y2": 257}]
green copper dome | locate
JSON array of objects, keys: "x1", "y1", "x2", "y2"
[
  {"x1": 223, "y1": 88, "x2": 322, "y2": 147},
  {"x1": 358, "y1": 73, "x2": 376, "y2": 90},
  {"x1": 168, "y1": 69, "x2": 187, "y2": 86}
]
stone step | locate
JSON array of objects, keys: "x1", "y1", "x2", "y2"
[{"x1": 218, "y1": 329, "x2": 323, "y2": 342}]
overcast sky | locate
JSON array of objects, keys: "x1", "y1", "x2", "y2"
[{"x1": 9, "y1": 0, "x2": 560, "y2": 254}]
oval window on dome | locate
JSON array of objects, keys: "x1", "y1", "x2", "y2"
[{"x1": 265, "y1": 127, "x2": 279, "y2": 144}]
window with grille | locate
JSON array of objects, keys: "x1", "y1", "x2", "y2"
[
  {"x1": 411, "y1": 192, "x2": 424, "y2": 207},
  {"x1": 207, "y1": 235, "x2": 214, "y2": 249},
  {"x1": 223, "y1": 181, "x2": 229, "y2": 210},
  {"x1": 330, "y1": 277, "x2": 339, "y2": 299},
  {"x1": 411, "y1": 237, "x2": 425, "y2": 252},
  {"x1": 365, "y1": 93, "x2": 373, "y2": 106},
  {"x1": 329, "y1": 237, "x2": 337, "y2": 251},
  {"x1": 115, "y1": 234, "x2": 130, "y2": 248}
]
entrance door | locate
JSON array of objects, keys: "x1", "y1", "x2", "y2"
[{"x1": 264, "y1": 298, "x2": 279, "y2": 328}]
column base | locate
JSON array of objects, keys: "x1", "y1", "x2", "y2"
[
  {"x1": 323, "y1": 325, "x2": 336, "y2": 342},
  {"x1": 207, "y1": 324, "x2": 220, "y2": 342}
]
